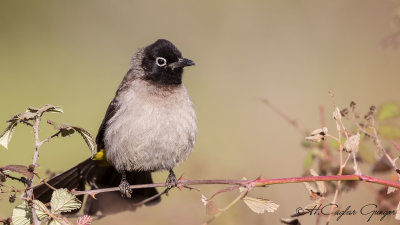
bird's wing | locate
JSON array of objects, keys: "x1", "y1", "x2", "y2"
[
  {"x1": 95, "y1": 98, "x2": 118, "y2": 151},
  {"x1": 95, "y1": 68, "x2": 135, "y2": 151}
]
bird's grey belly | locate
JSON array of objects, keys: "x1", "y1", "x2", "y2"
[{"x1": 104, "y1": 95, "x2": 197, "y2": 172}]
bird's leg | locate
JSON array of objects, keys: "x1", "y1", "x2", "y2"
[
  {"x1": 119, "y1": 171, "x2": 132, "y2": 198},
  {"x1": 166, "y1": 169, "x2": 177, "y2": 189}
]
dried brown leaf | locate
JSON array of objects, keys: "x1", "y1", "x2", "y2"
[
  {"x1": 309, "y1": 169, "x2": 327, "y2": 194},
  {"x1": 281, "y1": 218, "x2": 301, "y2": 225},
  {"x1": 206, "y1": 200, "x2": 219, "y2": 215},
  {"x1": 343, "y1": 133, "x2": 360, "y2": 153},
  {"x1": 243, "y1": 197, "x2": 279, "y2": 214},
  {"x1": 1, "y1": 165, "x2": 34, "y2": 179}
]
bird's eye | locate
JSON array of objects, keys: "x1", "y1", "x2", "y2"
[{"x1": 155, "y1": 57, "x2": 167, "y2": 67}]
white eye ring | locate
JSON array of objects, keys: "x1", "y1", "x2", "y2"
[{"x1": 155, "y1": 57, "x2": 167, "y2": 67}]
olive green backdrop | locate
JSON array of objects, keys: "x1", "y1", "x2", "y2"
[{"x1": 1, "y1": 1, "x2": 400, "y2": 224}]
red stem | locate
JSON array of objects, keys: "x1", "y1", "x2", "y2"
[{"x1": 72, "y1": 174, "x2": 400, "y2": 196}]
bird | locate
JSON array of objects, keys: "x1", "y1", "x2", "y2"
[{"x1": 33, "y1": 39, "x2": 197, "y2": 215}]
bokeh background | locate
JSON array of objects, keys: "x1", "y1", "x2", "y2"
[{"x1": 1, "y1": 1, "x2": 400, "y2": 224}]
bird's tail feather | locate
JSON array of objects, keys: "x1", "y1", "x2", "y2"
[{"x1": 33, "y1": 159, "x2": 160, "y2": 215}]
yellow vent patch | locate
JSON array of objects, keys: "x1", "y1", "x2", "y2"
[{"x1": 92, "y1": 149, "x2": 112, "y2": 166}]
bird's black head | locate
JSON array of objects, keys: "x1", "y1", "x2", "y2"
[{"x1": 141, "y1": 39, "x2": 195, "y2": 85}]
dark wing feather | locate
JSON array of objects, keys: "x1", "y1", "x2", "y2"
[
  {"x1": 95, "y1": 68, "x2": 135, "y2": 151},
  {"x1": 95, "y1": 99, "x2": 118, "y2": 151}
]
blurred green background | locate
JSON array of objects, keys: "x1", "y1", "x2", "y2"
[{"x1": 1, "y1": 0, "x2": 400, "y2": 224}]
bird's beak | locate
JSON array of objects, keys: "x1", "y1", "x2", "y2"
[{"x1": 168, "y1": 58, "x2": 195, "y2": 70}]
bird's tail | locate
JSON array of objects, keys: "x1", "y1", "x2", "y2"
[{"x1": 33, "y1": 158, "x2": 160, "y2": 215}]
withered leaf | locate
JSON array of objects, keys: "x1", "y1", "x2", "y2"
[
  {"x1": 303, "y1": 182, "x2": 321, "y2": 200},
  {"x1": 47, "y1": 121, "x2": 96, "y2": 157},
  {"x1": 71, "y1": 126, "x2": 96, "y2": 157},
  {"x1": 0, "y1": 121, "x2": 18, "y2": 149},
  {"x1": 343, "y1": 133, "x2": 360, "y2": 153},
  {"x1": 206, "y1": 200, "x2": 219, "y2": 215},
  {"x1": 243, "y1": 197, "x2": 279, "y2": 214},
  {"x1": 309, "y1": 169, "x2": 327, "y2": 194},
  {"x1": 281, "y1": 218, "x2": 301, "y2": 225},
  {"x1": 1, "y1": 165, "x2": 34, "y2": 179},
  {"x1": 39, "y1": 105, "x2": 64, "y2": 114},
  {"x1": 388, "y1": 187, "x2": 397, "y2": 195}
]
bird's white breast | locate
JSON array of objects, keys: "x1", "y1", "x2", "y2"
[{"x1": 104, "y1": 79, "x2": 197, "y2": 172}]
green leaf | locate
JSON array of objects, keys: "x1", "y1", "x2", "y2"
[
  {"x1": 303, "y1": 151, "x2": 315, "y2": 169},
  {"x1": 12, "y1": 202, "x2": 32, "y2": 225},
  {"x1": 33, "y1": 200, "x2": 50, "y2": 221},
  {"x1": 0, "y1": 121, "x2": 18, "y2": 149},
  {"x1": 11, "y1": 201, "x2": 50, "y2": 225},
  {"x1": 378, "y1": 103, "x2": 400, "y2": 120},
  {"x1": 378, "y1": 125, "x2": 400, "y2": 140},
  {"x1": 71, "y1": 126, "x2": 96, "y2": 157},
  {"x1": 50, "y1": 189, "x2": 82, "y2": 214}
]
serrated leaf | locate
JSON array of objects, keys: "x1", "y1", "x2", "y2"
[
  {"x1": 11, "y1": 201, "x2": 49, "y2": 225},
  {"x1": 243, "y1": 197, "x2": 279, "y2": 214},
  {"x1": 50, "y1": 189, "x2": 82, "y2": 214},
  {"x1": 77, "y1": 215, "x2": 93, "y2": 225},
  {"x1": 12, "y1": 202, "x2": 32, "y2": 225},
  {"x1": 0, "y1": 121, "x2": 18, "y2": 149},
  {"x1": 33, "y1": 200, "x2": 50, "y2": 221},
  {"x1": 378, "y1": 103, "x2": 400, "y2": 120},
  {"x1": 71, "y1": 126, "x2": 96, "y2": 157}
]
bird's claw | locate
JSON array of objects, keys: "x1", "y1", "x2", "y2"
[
  {"x1": 119, "y1": 179, "x2": 132, "y2": 198},
  {"x1": 166, "y1": 170, "x2": 177, "y2": 189}
]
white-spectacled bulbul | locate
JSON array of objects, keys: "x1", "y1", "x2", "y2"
[{"x1": 33, "y1": 39, "x2": 197, "y2": 215}]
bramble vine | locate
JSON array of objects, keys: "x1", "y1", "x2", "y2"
[{"x1": 1, "y1": 96, "x2": 400, "y2": 225}]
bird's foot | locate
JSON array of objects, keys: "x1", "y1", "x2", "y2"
[
  {"x1": 119, "y1": 172, "x2": 132, "y2": 198},
  {"x1": 166, "y1": 170, "x2": 177, "y2": 189}
]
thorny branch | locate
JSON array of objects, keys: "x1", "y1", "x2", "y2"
[
  {"x1": 71, "y1": 174, "x2": 400, "y2": 197},
  {"x1": 24, "y1": 110, "x2": 62, "y2": 225}
]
